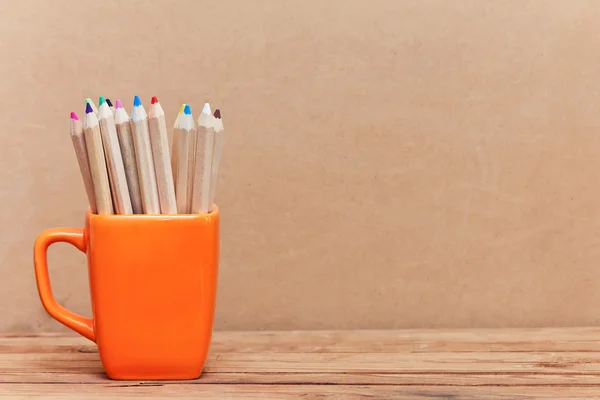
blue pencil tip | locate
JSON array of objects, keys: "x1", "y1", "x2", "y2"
[
  {"x1": 133, "y1": 95, "x2": 142, "y2": 107},
  {"x1": 85, "y1": 103, "x2": 94, "y2": 114},
  {"x1": 184, "y1": 104, "x2": 191, "y2": 115}
]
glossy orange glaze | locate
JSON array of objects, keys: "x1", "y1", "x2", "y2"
[{"x1": 34, "y1": 206, "x2": 220, "y2": 380}]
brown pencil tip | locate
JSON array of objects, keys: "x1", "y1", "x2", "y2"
[{"x1": 213, "y1": 109, "x2": 221, "y2": 119}]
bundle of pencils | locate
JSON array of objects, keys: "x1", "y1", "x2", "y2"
[{"x1": 69, "y1": 96, "x2": 225, "y2": 215}]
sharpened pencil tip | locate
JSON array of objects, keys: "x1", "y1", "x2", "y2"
[
  {"x1": 98, "y1": 96, "x2": 106, "y2": 106},
  {"x1": 85, "y1": 98, "x2": 92, "y2": 104},
  {"x1": 184, "y1": 104, "x2": 191, "y2": 115},
  {"x1": 105, "y1": 98, "x2": 113, "y2": 107},
  {"x1": 214, "y1": 109, "x2": 221, "y2": 119},
  {"x1": 133, "y1": 95, "x2": 142, "y2": 107},
  {"x1": 85, "y1": 103, "x2": 94, "y2": 114},
  {"x1": 115, "y1": 99, "x2": 123, "y2": 109},
  {"x1": 179, "y1": 104, "x2": 186, "y2": 114},
  {"x1": 151, "y1": 96, "x2": 159, "y2": 104},
  {"x1": 202, "y1": 102, "x2": 211, "y2": 115},
  {"x1": 70, "y1": 111, "x2": 79, "y2": 120}
]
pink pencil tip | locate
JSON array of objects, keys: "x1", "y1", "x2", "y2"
[
  {"x1": 115, "y1": 99, "x2": 123, "y2": 109},
  {"x1": 70, "y1": 111, "x2": 79, "y2": 120}
]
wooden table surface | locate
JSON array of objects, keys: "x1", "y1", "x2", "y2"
[{"x1": 2, "y1": 328, "x2": 600, "y2": 399}]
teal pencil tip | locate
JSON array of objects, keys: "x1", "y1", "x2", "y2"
[{"x1": 98, "y1": 96, "x2": 106, "y2": 106}]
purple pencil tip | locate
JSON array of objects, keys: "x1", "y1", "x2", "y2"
[{"x1": 85, "y1": 103, "x2": 94, "y2": 114}]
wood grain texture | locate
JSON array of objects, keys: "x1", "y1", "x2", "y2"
[
  {"x1": 148, "y1": 111, "x2": 177, "y2": 214},
  {"x1": 208, "y1": 117, "x2": 224, "y2": 212},
  {"x1": 98, "y1": 109, "x2": 132, "y2": 215},
  {"x1": 2, "y1": 328, "x2": 600, "y2": 398},
  {"x1": 174, "y1": 126, "x2": 191, "y2": 214},
  {"x1": 83, "y1": 119, "x2": 113, "y2": 215},
  {"x1": 185, "y1": 127, "x2": 198, "y2": 215},
  {"x1": 115, "y1": 121, "x2": 143, "y2": 214},
  {"x1": 69, "y1": 117, "x2": 97, "y2": 214},
  {"x1": 130, "y1": 118, "x2": 160, "y2": 214},
  {"x1": 190, "y1": 122, "x2": 213, "y2": 214}
]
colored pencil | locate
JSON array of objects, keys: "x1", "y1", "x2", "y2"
[
  {"x1": 83, "y1": 103, "x2": 113, "y2": 214},
  {"x1": 130, "y1": 95, "x2": 160, "y2": 214},
  {"x1": 174, "y1": 105, "x2": 194, "y2": 213},
  {"x1": 85, "y1": 98, "x2": 98, "y2": 114},
  {"x1": 69, "y1": 111, "x2": 97, "y2": 213},
  {"x1": 71, "y1": 95, "x2": 226, "y2": 215},
  {"x1": 186, "y1": 104, "x2": 200, "y2": 212},
  {"x1": 98, "y1": 96, "x2": 132, "y2": 215},
  {"x1": 208, "y1": 109, "x2": 224, "y2": 212},
  {"x1": 105, "y1": 98, "x2": 115, "y2": 117},
  {"x1": 114, "y1": 99, "x2": 143, "y2": 214},
  {"x1": 171, "y1": 103, "x2": 186, "y2": 185},
  {"x1": 148, "y1": 96, "x2": 177, "y2": 214},
  {"x1": 191, "y1": 103, "x2": 214, "y2": 214}
]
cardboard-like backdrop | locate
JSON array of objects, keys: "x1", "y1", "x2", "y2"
[{"x1": 2, "y1": 0, "x2": 600, "y2": 332}]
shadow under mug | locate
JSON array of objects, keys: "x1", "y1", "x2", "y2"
[{"x1": 33, "y1": 206, "x2": 220, "y2": 380}]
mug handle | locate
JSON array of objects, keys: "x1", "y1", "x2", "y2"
[{"x1": 34, "y1": 228, "x2": 95, "y2": 342}]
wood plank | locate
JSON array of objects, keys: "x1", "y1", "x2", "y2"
[
  {"x1": 4, "y1": 351, "x2": 600, "y2": 375},
  {"x1": 1, "y1": 383, "x2": 600, "y2": 399},
  {"x1": 6, "y1": 371, "x2": 600, "y2": 386},
  {"x1": 4, "y1": 328, "x2": 600, "y2": 353},
  {"x1": 2, "y1": 329, "x2": 600, "y2": 398}
]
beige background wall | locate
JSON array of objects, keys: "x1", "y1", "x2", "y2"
[{"x1": 2, "y1": 0, "x2": 600, "y2": 332}]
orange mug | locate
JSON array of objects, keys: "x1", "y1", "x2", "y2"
[{"x1": 33, "y1": 207, "x2": 220, "y2": 380}]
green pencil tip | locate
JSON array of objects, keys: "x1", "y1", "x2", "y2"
[
  {"x1": 85, "y1": 98, "x2": 92, "y2": 104},
  {"x1": 98, "y1": 96, "x2": 106, "y2": 106}
]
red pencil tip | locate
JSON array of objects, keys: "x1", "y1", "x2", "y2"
[
  {"x1": 70, "y1": 111, "x2": 79, "y2": 120},
  {"x1": 151, "y1": 96, "x2": 159, "y2": 104}
]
